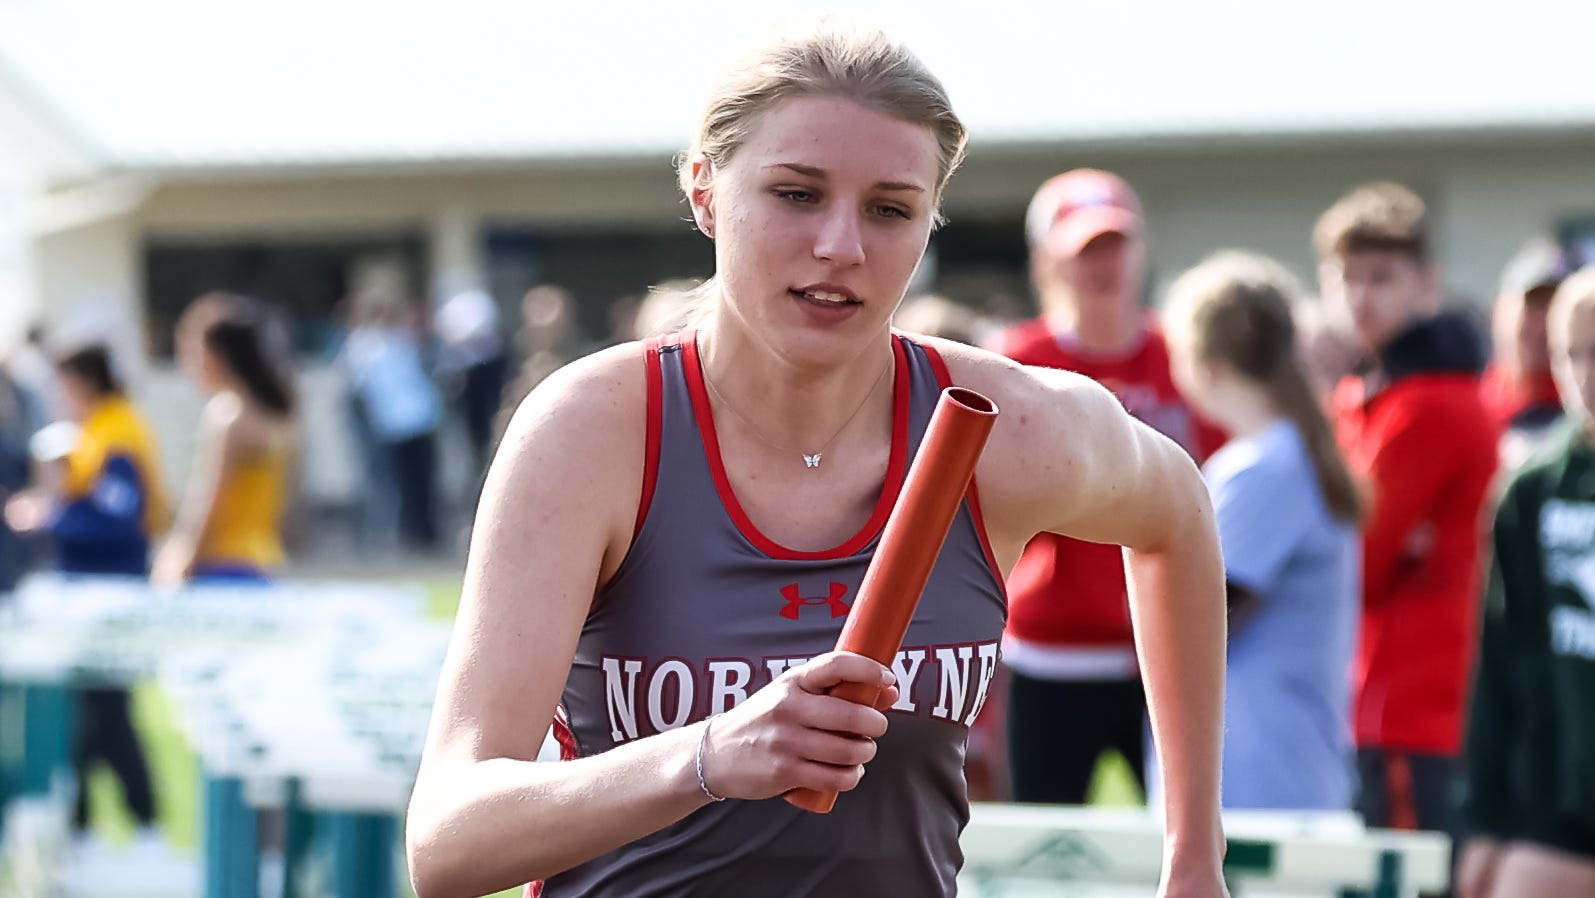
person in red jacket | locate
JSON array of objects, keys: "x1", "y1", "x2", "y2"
[
  {"x1": 987, "y1": 169, "x2": 1225, "y2": 803},
  {"x1": 1317, "y1": 183, "x2": 1498, "y2": 834}
]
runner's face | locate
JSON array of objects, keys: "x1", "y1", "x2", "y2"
[{"x1": 694, "y1": 95, "x2": 939, "y2": 365}]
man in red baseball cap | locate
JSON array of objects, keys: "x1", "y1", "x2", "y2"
[{"x1": 988, "y1": 169, "x2": 1225, "y2": 804}]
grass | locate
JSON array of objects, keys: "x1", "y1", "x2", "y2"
[
  {"x1": 1087, "y1": 751, "x2": 1145, "y2": 808},
  {"x1": 89, "y1": 575, "x2": 1138, "y2": 898},
  {"x1": 423, "y1": 576, "x2": 466, "y2": 621}
]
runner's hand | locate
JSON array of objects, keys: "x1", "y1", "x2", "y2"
[{"x1": 697, "y1": 651, "x2": 897, "y2": 801}]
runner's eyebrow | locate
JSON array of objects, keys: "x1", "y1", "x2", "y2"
[{"x1": 767, "y1": 162, "x2": 926, "y2": 193}]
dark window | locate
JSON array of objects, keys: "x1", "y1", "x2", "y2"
[
  {"x1": 930, "y1": 215, "x2": 1034, "y2": 318},
  {"x1": 143, "y1": 234, "x2": 428, "y2": 358}
]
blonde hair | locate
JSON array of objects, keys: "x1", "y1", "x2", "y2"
[
  {"x1": 672, "y1": 20, "x2": 967, "y2": 329},
  {"x1": 1166, "y1": 251, "x2": 1366, "y2": 525},
  {"x1": 636, "y1": 278, "x2": 705, "y2": 338},
  {"x1": 680, "y1": 19, "x2": 967, "y2": 215}
]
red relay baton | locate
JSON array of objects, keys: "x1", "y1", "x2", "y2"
[{"x1": 785, "y1": 386, "x2": 998, "y2": 814}]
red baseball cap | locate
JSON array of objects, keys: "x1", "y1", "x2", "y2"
[{"x1": 1026, "y1": 169, "x2": 1143, "y2": 257}]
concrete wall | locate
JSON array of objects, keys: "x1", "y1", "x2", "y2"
[
  {"x1": 33, "y1": 214, "x2": 147, "y2": 382},
  {"x1": 0, "y1": 79, "x2": 111, "y2": 352},
  {"x1": 129, "y1": 134, "x2": 1595, "y2": 310},
  {"x1": 137, "y1": 163, "x2": 683, "y2": 236},
  {"x1": 0, "y1": 158, "x2": 32, "y2": 353}
]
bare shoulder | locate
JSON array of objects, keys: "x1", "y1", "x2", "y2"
[
  {"x1": 496, "y1": 341, "x2": 648, "y2": 483},
  {"x1": 907, "y1": 335, "x2": 1134, "y2": 555},
  {"x1": 203, "y1": 392, "x2": 245, "y2": 429},
  {"x1": 200, "y1": 392, "x2": 247, "y2": 454},
  {"x1": 909, "y1": 335, "x2": 1125, "y2": 449},
  {"x1": 212, "y1": 394, "x2": 294, "y2": 456},
  {"x1": 501, "y1": 341, "x2": 646, "y2": 438},
  {"x1": 489, "y1": 342, "x2": 650, "y2": 573},
  {"x1": 424, "y1": 342, "x2": 653, "y2": 771}
]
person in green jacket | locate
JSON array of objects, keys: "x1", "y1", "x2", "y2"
[{"x1": 1459, "y1": 265, "x2": 1595, "y2": 898}]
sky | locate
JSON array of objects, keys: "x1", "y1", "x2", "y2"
[{"x1": 1, "y1": 0, "x2": 1593, "y2": 167}]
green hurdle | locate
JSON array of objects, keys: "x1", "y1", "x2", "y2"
[{"x1": 958, "y1": 804, "x2": 1450, "y2": 897}]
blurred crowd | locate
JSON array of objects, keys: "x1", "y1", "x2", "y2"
[
  {"x1": 3, "y1": 167, "x2": 1593, "y2": 895},
  {"x1": 962, "y1": 172, "x2": 1594, "y2": 898}
]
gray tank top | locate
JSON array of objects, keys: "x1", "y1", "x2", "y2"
[{"x1": 540, "y1": 332, "x2": 1007, "y2": 897}]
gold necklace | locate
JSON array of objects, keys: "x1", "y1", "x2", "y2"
[{"x1": 701, "y1": 354, "x2": 894, "y2": 470}]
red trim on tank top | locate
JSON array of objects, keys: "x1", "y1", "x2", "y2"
[
  {"x1": 552, "y1": 704, "x2": 580, "y2": 762},
  {"x1": 683, "y1": 333, "x2": 909, "y2": 561},
  {"x1": 594, "y1": 336, "x2": 670, "y2": 609},
  {"x1": 919, "y1": 341, "x2": 1008, "y2": 594},
  {"x1": 635, "y1": 336, "x2": 666, "y2": 538}
]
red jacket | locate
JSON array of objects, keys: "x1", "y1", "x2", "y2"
[
  {"x1": 988, "y1": 318, "x2": 1226, "y2": 651},
  {"x1": 1333, "y1": 314, "x2": 1498, "y2": 755}
]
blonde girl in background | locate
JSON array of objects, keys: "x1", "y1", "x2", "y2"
[{"x1": 1163, "y1": 251, "x2": 1363, "y2": 811}]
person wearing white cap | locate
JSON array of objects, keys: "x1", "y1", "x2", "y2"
[{"x1": 1484, "y1": 237, "x2": 1580, "y2": 470}]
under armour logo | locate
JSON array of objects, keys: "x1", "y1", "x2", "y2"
[{"x1": 780, "y1": 582, "x2": 850, "y2": 620}]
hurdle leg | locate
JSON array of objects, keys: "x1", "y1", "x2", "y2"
[
  {"x1": 324, "y1": 810, "x2": 398, "y2": 898},
  {"x1": 201, "y1": 770, "x2": 259, "y2": 898},
  {"x1": 1337, "y1": 849, "x2": 1404, "y2": 898},
  {"x1": 280, "y1": 778, "x2": 315, "y2": 898},
  {"x1": 0, "y1": 683, "x2": 23, "y2": 838},
  {"x1": 17, "y1": 684, "x2": 75, "y2": 799}
]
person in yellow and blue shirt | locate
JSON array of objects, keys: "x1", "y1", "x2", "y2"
[
  {"x1": 2, "y1": 342, "x2": 167, "y2": 842},
  {"x1": 4, "y1": 345, "x2": 169, "y2": 576},
  {"x1": 153, "y1": 293, "x2": 296, "y2": 586}
]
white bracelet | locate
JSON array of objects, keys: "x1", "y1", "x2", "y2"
[{"x1": 696, "y1": 715, "x2": 727, "y2": 803}]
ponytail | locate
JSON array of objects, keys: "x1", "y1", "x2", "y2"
[{"x1": 1267, "y1": 360, "x2": 1366, "y2": 525}]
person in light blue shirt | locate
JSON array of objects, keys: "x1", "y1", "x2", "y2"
[
  {"x1": 1163, "y1": 251, "x2": 1365, "y2": 810},
  {"x1": 341, "y1": 293, "x2": 444, "y2": 549}
]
